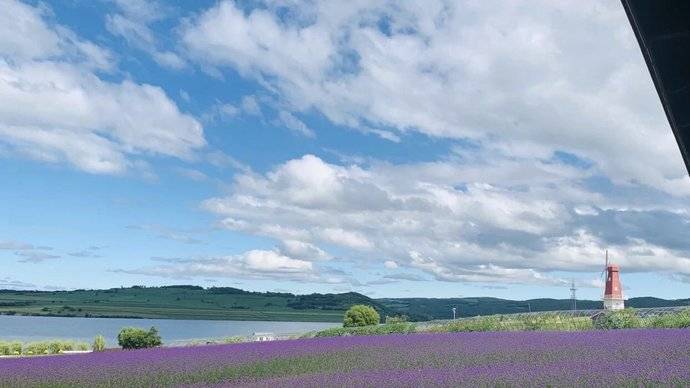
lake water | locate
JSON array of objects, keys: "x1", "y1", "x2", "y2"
[{"x1": 0, "y1": 315, "x2": 339, "y2": 346}]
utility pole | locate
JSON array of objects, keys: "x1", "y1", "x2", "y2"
[
  {"x1": 527, "y1": 302, "x2": 531, "y2": 313},
  {"x1": 570, "y1": 280, "x2": 577, "y2": 311}
]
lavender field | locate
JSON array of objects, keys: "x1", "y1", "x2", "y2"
[{"x1": 2, "y1": 329, "x2": 689, "y2": 387}]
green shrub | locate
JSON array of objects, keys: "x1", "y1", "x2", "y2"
[
  {"x1": 343, "y1": 305, "x2": 380, "y2": 327},
  {"x1": 22, "y1": 340, "x2": 90, "y2": 355},
  {"x1": 315, "y1": 323, "x2": 416, "y2": 337},
  {"x1": 425, "y1": 314, "x2": 593, "y2": 333},
  {"x1": 521, "y1": 314, "x2": 593, "y2": 331},
  {"x1": 117, "y1": 327, "x2": 162, "y2": 349},
  {"x1": 0, "y1": 341, "x2": 22, "y2": 356},
  {"x1": 593, "y1": 309, "x2": 641, "y2": 330},
  {"x1": 23, "y1": 342, "x2": 50, "y2": 355},
  {"x1": 645, "y1": 309, "x2": 690, "y2": 329},
  {"x1": 385, "y1": 315, "x2": 409, "y2": 324},
  {"x1": 93, "y1": 335, "x2": 106, "y2": 352},
  {"x1": 222, "y1": 336, "x2": 245, "y2": 344},
  {"x1": 49, "y1": 340, "x2": 72, "y2": 354},
  {"x1": 429, "y1": 315, "x2": 503, "y2": 332}
]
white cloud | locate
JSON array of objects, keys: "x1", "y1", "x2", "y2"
[
  {"x1": 203, "y1": 102, "x2": 240, "y2": 123},
  {"x1": 202, "y1": 153, "x2": 690, "y2": 285},
  {"x1": 318, "y1": 228, "x2": 372, "y2": 250},
  {"x1": 279, "y1": 240, "x2": 331, "y2": 261},
  {"x1": 278, "y1": 110, "x2": 315, "y2": 138},
  {"x1": 0, "y1": 0, "x2": 60, "y2": 60},
  {"x1": 0, "y1": 240, "x2": 34, "y2": 250},
  {"x1": 0, "y1": 0, "x2": 204, "y2": 175},
  {"x1": 206, "y1": 150, "x2": 250, "y2": 171},
  {"x1": 241, "y1": 95, "x2": 262, "y2": 116},
  {"x1": 384, "y1": 260, "x2": 398, "y2": 269},
  {"x1": 243, "y1": 249, "x2": 312, "y2": 272},
  {"x1": 182, "y1": 0, "x2": 688, "y2": 196},
  {"x1": 15, "y1": 250, "x2": 60, "y2": 263},
  {"x1": 175, "y1": 167, "x2": 209, "y2": 182},
  {"x1": 106, "y1": 0, "x2": 186, "y2": 70},
  {"x1": 113, "y1": 249, "x2": 337, "y2": 283},
  {"x1": 67, "y1": 249, "x2": 103, "y2": 259}
]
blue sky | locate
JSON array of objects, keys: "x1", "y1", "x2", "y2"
[{"x1": 1, "y1": 0, "x2": 690, "y2": 301}]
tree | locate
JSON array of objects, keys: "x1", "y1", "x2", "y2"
[
  {"x1": 117, "y1": 327, "x2": 162, "y2": 349},
  {"x1": 343, "y1": 305, "x2": 380, "y2": 327}
]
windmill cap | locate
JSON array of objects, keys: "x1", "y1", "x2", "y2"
[{"x1": 607, "y1": 264, "x2": 620, "y2": 271}]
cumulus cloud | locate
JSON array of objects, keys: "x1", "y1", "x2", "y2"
[
  {"x1": 181, "y1": 0, "x2": 688, "y2": 196},
  {"x1": 279, "y1": 240, "x2": 331, "y2": 261},
  {"x1": 0, "y1": 0, "x2": 204, "y2": 175},
  {"x1": 202, "y1": 153, "x2": 690, "y2": 285},
  {"x1": 112, "y1": 249, "x2": 349, "y2": 283}
]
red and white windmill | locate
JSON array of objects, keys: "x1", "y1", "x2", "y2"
[{"x1": 602, "y1": 250, "x2": 624, "y2": 310}]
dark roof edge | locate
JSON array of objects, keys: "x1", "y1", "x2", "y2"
[{"x1": 620, "y1": 0, "x2": 690, "y2": 176}]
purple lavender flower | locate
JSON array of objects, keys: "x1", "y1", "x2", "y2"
[{"x1": 1, "y1": 329, "x2": 688, "y2": 387}]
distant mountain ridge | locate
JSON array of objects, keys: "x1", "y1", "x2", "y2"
[
  {"x1": 0, "y1": 286, "x2": 393, "y2": 322},
  {"x1": 377, "y1": 296, "x2": 690, "y2": 321},
  {"x1": 0, "y1": 285, "x2": 687, "y2": 322}
]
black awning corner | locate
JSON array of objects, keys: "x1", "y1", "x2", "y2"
[{"x1": 622, "y1": 0, "x2": 690, "y2": 176}]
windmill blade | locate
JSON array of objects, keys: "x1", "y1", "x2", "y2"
[
  {"x1": 601, "y1": 250, "x2": 608, "y2": 295},
  {"x1": 602, "y1": 250, "x2": 609, "y2": 281}
]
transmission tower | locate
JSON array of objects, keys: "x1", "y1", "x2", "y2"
[{"x1": 569, "y1": 280, "x2": 577, "y2": 311}]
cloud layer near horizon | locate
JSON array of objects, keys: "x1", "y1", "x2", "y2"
[{"x1": 192, "y1": 154, "x2": 690, "y2": 287}]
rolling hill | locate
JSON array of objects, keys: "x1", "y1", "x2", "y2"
[
  {"x1": 0, "y1": 285, "x2": 687, "y2": 322},
  {"x1": 378, "y1": 296, "x2": 690, "y2": 321},
  {"x1": 0, "y1": 286, "x2": 394, "y2": 322}
]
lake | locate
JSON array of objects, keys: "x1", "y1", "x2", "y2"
[{"x1": 0, "y1": 315, "x2": 339, "y2": 346}]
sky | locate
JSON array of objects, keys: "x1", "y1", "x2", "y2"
[{"x1": 1, "y1": 0, "x2": 690, "y2": 301}]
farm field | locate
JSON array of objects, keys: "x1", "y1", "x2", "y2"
[{"x1": 2, "y1": 329, "x2": 689, "y2": 387}]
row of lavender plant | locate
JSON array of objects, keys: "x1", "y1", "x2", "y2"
[{"x1": 1, "y1": 329, "x2": 688, "y2": 387}]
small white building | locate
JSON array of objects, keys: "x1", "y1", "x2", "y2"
[{"x1": 252, "y1": 332, "x2": 275, "y2": 342}]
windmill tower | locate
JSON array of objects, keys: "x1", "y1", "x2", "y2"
[{"x1": 602, "y1": 250, "x2": 624, "y2": 310}]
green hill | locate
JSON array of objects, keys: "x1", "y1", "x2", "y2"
[
  {"x1": 377, "y1": 296, "x2": 690, "y2": 321},
  {"x1": 0, "y1": 286, "x2": 392, "y2": 322},
  {"x1": 0, "y1": 286, "x2": 687, "y2": 322}
]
